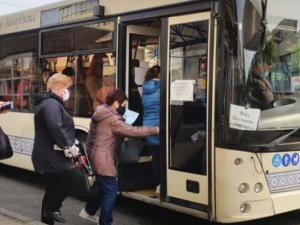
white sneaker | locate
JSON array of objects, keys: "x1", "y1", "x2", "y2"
[{"x1": 79, "y1": 208, "x2": 99, "y2": 223}]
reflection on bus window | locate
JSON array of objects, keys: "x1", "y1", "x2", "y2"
[
  {"x1": 0, "y1": 53, "x2": 37, "y2": 112},
  {"x1": 41, "y1": 53, "x2": 116, "y2": 117}
]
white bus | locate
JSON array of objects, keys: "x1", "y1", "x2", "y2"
[{"x1": 1, "y1": 0, "x2": 300, "y2": 223}]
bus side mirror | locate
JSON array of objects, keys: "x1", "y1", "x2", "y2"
[{"x1": 242, "y1": 0, "x2": 268, "y2": 51}]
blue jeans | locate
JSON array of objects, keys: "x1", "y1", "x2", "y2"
[{"x1": 85, "y1": 175, "x2": 118, "y2": 225}]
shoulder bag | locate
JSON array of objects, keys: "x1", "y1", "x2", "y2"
[
  {"x1": 117, "y1": 138, "x2": 142, "y2": 164},
  {"x1": 73, "y1": 142, "x2": 94, "y2": 193},
  {"x1": 0, "y1": 127, "x2": 13, "y2": 160}
]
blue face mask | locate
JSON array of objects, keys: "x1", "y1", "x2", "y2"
[
  {"x1": 262, "y1": 71, "x2": 269, "y2": 78},
  {"x1": 117, "y1": 106, "x2": 126, "y2": 116}
]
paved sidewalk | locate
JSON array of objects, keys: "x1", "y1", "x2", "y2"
[{"x1": 0, "y1": 208, "x2": 45, "y2": 225}]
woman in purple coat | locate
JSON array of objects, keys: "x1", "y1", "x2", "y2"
[{"x1": 79, "y1": 89, "x2": 159, "y2": 225}]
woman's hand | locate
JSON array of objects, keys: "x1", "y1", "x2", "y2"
[{"x1": 64, "y1": 144, "x2": 79, "y2": 158}]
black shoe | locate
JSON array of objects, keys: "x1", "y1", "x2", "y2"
[{"x1": 43, "y1": 210, "x2": 67, "y2": 223}]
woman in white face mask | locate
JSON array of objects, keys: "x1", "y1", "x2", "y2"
[{"x1": 32, "y1": 73, "x2": 88, "y2": 225}]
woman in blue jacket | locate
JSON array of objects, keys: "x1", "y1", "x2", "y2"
[{"x1": 142, "y1": 65, "x2": 161, "y2": 191}]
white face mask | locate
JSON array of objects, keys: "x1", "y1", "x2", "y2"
[{"x1": 62, "y1": 88, "x2": 70, "y2": 101}]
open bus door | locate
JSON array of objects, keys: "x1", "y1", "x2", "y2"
[
  {"x1": 119, "y1": 12, "x2": 214, "y2": 219},
  {"x1": 118, "y1": 25, "x2": 161, "y2": 193},
  {"x1": 163, "y1": 12, "x2": 212, "y2": 215}
]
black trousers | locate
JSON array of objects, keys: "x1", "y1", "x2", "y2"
[
  {"x1": 41, "y1": 167, "x2": 86, "y2": 225},
  {"x1": 151, "y1": 145, "x2": 161, "y2": 186}
]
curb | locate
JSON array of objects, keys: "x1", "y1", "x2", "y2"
[{"x1": 0, "y1": 208, "x2": 45, "y2": 225}]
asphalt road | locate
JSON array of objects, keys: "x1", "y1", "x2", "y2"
[{"x1": 0, "y1": 163, "x2": 300, "y2": 225}]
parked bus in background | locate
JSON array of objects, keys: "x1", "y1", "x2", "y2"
[{"x1": 1, "y1": 0, "x2": 300, "y2": 223}]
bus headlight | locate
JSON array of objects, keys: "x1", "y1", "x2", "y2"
[
  {"x1": 238, "y1": 183, "x2": 248, "y2": 193},
  {"x1": 254, "y1": 183, "x2": 263, "y2": 193},
  {"x1": 240, "y1": 203, "x2": 250, "y2": 213}
]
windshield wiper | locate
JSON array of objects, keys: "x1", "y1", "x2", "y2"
[{"x1": 259, "y1": 127, "x2": 300, "y2": 151}]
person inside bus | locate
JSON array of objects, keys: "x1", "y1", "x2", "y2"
[
  {"x1": 62, "y1": 67, "x2": 76, "y2": 113},
  {"x1": 62, "y1": 66, "x2": 75, "y2": 84},
  {"x1": 141, "y1": 65, "x2": 161, "y2": 193},
  {"x1": 85, "y1": 53, "x2": 115, "y2": 110},
  {"x1": 247, "y1": 61, "x2": 274, "y2": 110},
  {"x1": 32, "y1": 73, "x2": 88, "y2": 225},
  {"x1": 79, "y1": 89, "x2": 159, "y2": 225}
]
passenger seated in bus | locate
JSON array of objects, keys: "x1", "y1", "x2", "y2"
[
  {"x1": 142, "y1": 65, "x2": 161, "y2": 193},
  {"x1": 247, "y1": 61, "x2": 274, "y2": 110},
  {"x1": 85, "y1": 54, "x2": 115, "y2": 110}
]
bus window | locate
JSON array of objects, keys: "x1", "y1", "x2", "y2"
[
  {"x1": 169, "y1": 20, "x2": 209, "y2": 175},
  {"x1": 41, "y1": 53, "x2": 116, "y2": 117},
  {"x1": 0, "y1": 54, "x2": 37, "y2": 112},
  {"x1": 0, "y1": 59, "x2": 12, "y2": 103},
  {"x1": 42, "y1": 21, "x2": 114, "y2": 56}
]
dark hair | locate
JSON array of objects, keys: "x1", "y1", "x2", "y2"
[
  {"x1": 62, "y1": 67, "x2": 75, "y2": 76},
  {"x1": 86, "y1": 53, "x2": 107, "y2": 78},
  {"x1": 105, "y1": 89, "x2": 128, "y2": 106},
  {"x1": 144, "y1": 65, "x2": 160, "y2": 82}
]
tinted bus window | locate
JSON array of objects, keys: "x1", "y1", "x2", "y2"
[
  {"x1": 42, "y1": 21, "x2": 115, "y2": 55},
  {"x1": 74, "y1": 22, "x2": 114, "y2": 51},
  {"x1": 0, "y1": 32, "x2": 37, "y2": 60},
  {"x1": 42, "y1": 28, "x2": 72, "y2": 55}
]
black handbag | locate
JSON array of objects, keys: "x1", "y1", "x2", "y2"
[
  {"x1": 0, "y1": 126, "x2": 13, "y2": 160},
  {"x1": 117, "y1": 138, "x2": 142, "y2": 164}
]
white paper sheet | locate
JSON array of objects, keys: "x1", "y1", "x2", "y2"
[
  {"x1": 171, "y1": 80, "x2": 195, "y2": 101},
  {"x1": 229, "y1": 104, "x2": 260, "y2": 130},
  {"x1": 124, "y1": 109, "x2": 139, "y2": 125}
]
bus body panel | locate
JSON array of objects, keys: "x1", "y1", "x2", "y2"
[
  {"x1": 167, "y1": 170, "x2": 208, "y2": 205},
  {"x1": 260, "y1": 151, "x2": 300, "y2": 214},
  {"x1": 0, "y1": 113, "x2": 90, "y2": 171},
  {"x1": 0, "y1": 0, "x2": 86, "y2": 35},
  {"x1": 101, "y1": 0, "x2": 193, "y2": 16},
  {"x1": 215, "y1": 148, "x2": 274, "y2": 223},
  {"x1": 272, "y1": 190, "x2": 300, "y2": 214},
  {"x1": 1, "y1": 153, "x2": 34, "y2": 171}
]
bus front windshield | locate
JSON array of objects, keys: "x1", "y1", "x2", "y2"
[{"x1": 222, "y1": 0, "x2": 300, "y2": 151}]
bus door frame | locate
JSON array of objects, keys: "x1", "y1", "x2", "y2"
[
  {"x1": 118, "y1": 1, "x2": 217, "y2": 220},
  {"x1": 161, "y1": 11, "x2": 217, "y2": 214}
]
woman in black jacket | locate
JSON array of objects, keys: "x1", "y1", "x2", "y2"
[{"x1": 32, "y1": 73, "x2": 86, "y2": 225}]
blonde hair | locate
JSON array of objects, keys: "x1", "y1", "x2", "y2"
[{"x1": 47, "y1": 73, "x2": 73, "y2": 91}]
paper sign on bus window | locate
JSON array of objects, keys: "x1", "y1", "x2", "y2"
[
  {"x1": 229, "y1": 104, "x2": 260, "y2": 130},
  {"x1": 171, "y1": 80, "x2": 195, "y2": 101}
]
